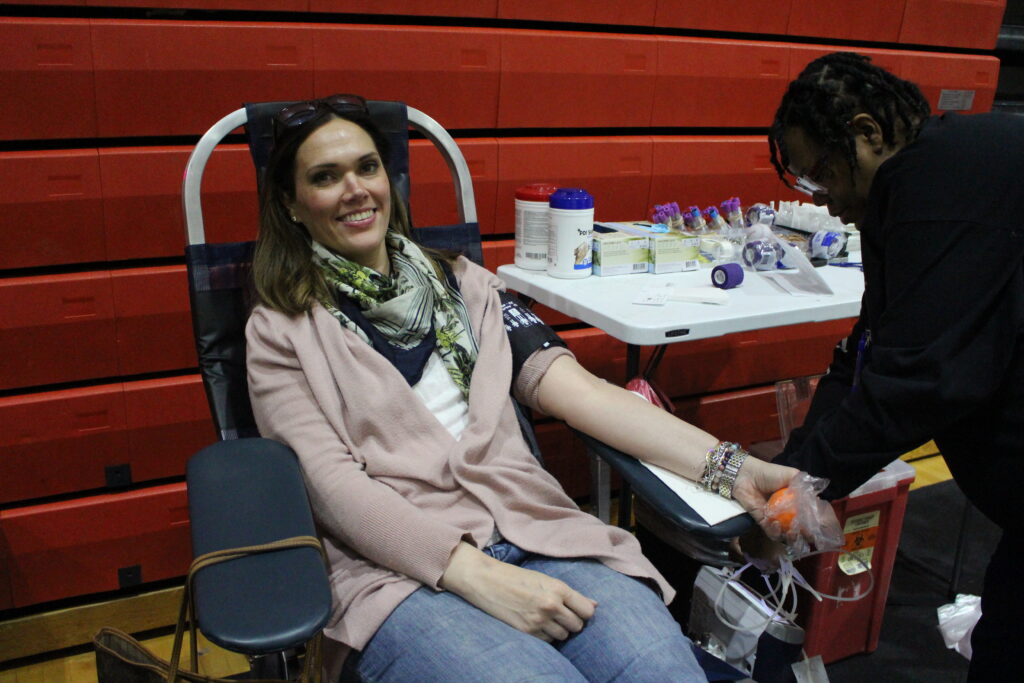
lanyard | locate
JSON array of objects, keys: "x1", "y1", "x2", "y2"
[{"x1": 852, "y1": 328, "x2": 872, "y2": 391}]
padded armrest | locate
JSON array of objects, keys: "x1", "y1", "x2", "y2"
[
  {"x1": 574, "y1": 431, "x2": 755, "y2": 540},
  {"x1": 187, "y1": 438, "x2": 332, "y2": 654}
]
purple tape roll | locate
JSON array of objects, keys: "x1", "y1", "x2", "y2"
[{"x1": 711, "y1": 262, "x2": 744, "y2": 289}]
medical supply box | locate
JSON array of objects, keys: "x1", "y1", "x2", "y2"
[
  {"x1": 795, "y1": 459, "x2": 916, "y2": 663},
  {"x1": 597, "y1": 222, "x2": 700, "y2": 274},
  {"x1": 591, "y1": 230, "x2": 649, "y2": 276}
]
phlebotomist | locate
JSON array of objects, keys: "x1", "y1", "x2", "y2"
[{"x1": 768, "y1": 51, "x2": 1024, "y2": 682}]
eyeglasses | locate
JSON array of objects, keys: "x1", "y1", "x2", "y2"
[
  {"x1": 793, "y1": 152, "x2": 830, "y2": 197},
  {"x1": 272, "y1": 94, "x2": 369, "y2": 137}
]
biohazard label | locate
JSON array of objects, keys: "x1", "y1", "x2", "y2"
[{"x1": 838, "y1": 510, "x2": 880, "y2": 575}]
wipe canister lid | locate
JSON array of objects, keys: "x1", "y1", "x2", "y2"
[
  {"x1": 516, "y1": 183, "x2": 559, "y2": 202},
  {"x1": 549, "y1": 188, "x2": 594, "y2": 210}
]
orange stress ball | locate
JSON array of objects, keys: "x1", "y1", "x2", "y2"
[{"x1": 766, "y1": 487, "x2": 798, "y2": 532}]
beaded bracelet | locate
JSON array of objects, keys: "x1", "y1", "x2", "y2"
[{"x1": 702, "y1": 441, "x2": 749, "y2": 500}]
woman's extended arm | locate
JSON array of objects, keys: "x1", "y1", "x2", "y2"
[{"x1": 535, "y1": 355, "x2": 798, "y2": 526}]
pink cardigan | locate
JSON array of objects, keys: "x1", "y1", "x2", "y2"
[{"x1": 246, "y1": 257, "x2": 672, "y2": 650}]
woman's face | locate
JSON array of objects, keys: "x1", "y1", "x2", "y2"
[{"x1": 286, "y1": 117, "x2": 392, "y2": 273}]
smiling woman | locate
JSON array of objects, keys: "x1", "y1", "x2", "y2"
[
  {"x1": 241, "y1": 94, "x2": 814, "y2": 682},
  {"x1": 286, "y1": 119, "x2": 392, "y2": 274}
]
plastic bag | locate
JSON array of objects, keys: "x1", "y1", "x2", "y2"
[
  {"x1": 937, "y1": 593, "x2": 982, "y2": 660},
  {"x1": 763, "y1": 472, "x2": 844, "y2": 559},
  {"x1": 625, "y1": 376, "x2": 674, "y2": 412}
]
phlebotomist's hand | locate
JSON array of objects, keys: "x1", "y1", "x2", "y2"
[{"x1": 440, "y1": 541, "x2": 597, "y2": 642}]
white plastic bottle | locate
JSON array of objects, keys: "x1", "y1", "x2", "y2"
[
  {"x1": 514, "y1": 183, "x2": 558, "y2": 270},
  {"x1": 546, "y1": 188, "x2": 594, "y2": 279}
]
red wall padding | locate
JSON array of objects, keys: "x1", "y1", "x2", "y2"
[
  {"x1": 655, "y1": 0, "x2": 791, "y2": 34},
  {"x1": 790, "y1": 45, "x2": 999, "y2": 114},
  {"x1": 0, "y1": 19, "x2": 98, "y2": 140},
  {"x1": 496, "y1": 137, "x2": 655, "y2": 227},
  {"x1": 0, "y1": 150, "x2": 106, "y2": 270},
  {"x1": 1, "y1": 20, "x2": 1002, "y2": 142},
  {"x1": 91, "y1": 20, "x2": 316, "y2": 138},
  {"x1": 788, "y1": 0, "x2": 906, "y2": 43},
  {"x1": 95, "y1": 0, "x2": 306, "y2": 8},
  {"x1": 900, "y1": 0, "x2": 1006, "y2": 50},
  {"x1": 1, "y1": 145, "x2": 258, "y2": 270},
  {"x1": 648, "y1": 136, "x2": 784, "y2": 219},
  {"x1": 0, "y1": 483, "x2": 191, "y2": 607},
  {"x1": 0, "y1": 272, "x2": 119, "y2": 390},
  {"x1": 0, "y1": 267, "x2": 195, "y2": 390},
  {"x1": 309, "y1": 0, "x2": 497, "y2": 16},
  {"x1": 100, "y1": 145, "x2": 258, "y2": 260},
  {"x1": 652, "y1": 38, "x2": 791, "y2": 128},
  {"x1": 409, "y1": 138, "x2": 499, "y2": 234},
  {"x1": 499, "y1": 0, "x2": 657, "y2": 25},
  {"x1": 111, "y1": 267, "x2": 196, "y2": 375},
  {"x1": 498, "y1": 30, "x2": 659, "y2": 129},
  {"x1": 0, "y1": 376, "x2": 211, "y2": 505},
  {"x1": 314, "y1": 25, "x2": 503, "y2": 131},
  {"x1": 0, "y1": 3, "x2": 1008, "y2": 56}
]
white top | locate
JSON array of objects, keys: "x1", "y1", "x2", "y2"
[
  {"x1": 414, "y1": 350, "x2": 503, "y2": 545},
  {"x1": 413, "y1": 351, "x2": 470, "y2": 440}
]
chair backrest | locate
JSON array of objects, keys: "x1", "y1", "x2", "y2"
[{"x1": 183, "y1": 100, "x2": 482, "y2": 440}]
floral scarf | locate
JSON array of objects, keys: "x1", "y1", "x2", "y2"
[{"x1": 311, "y1": 233, "x2": 478, "y2": 397}]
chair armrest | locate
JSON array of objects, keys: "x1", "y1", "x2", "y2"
[
  {"x1": 187, "y1": 438, "x2": 332, "y2": 654},
  {"x1": 574, "y1": 431, "x2": 755, "y2": 540}
]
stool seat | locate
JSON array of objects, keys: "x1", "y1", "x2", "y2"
[{"x1": 187, "y1": 438, "x2": 332, "y2": 654}]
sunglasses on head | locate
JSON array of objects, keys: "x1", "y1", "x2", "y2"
[{"x1": 272, "y1": 94, "x2": 369, "y2": 137}]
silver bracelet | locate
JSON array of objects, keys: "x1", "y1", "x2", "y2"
[{"x1": 718, "y1": 448, "x2": 749, "y2": 500}]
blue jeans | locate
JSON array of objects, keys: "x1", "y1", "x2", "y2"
[{"x1": 346, "y1": 542, "x2": 707, "y2": 682}]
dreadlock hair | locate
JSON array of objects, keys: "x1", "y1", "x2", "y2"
[{"x1": 769, "y1": 52, "x2": 931, "y2": 189}]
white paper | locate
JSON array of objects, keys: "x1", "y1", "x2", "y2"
[
  {"x1": 634, "y1": 287, "x2": 669, "y2": 305},
  {"x1": 636, "y1": 284, "x2": 730, "y2": 306},
  {"x1": 640, "y1": 461, "x2": 746, "y2": 525},
  {"x1": 667, "y1": 286, "x2": 730, "y2": 305}
]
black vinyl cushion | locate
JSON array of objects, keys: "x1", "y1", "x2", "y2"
[
  {"x1": 575, "y1": 431, "x2": 755, "y2": 540},
  {"x1": 187, "y1": 438, "x2": 332, "y2": 654},
  {"x1": 186, "y1": 241, "x2": 259, "y2": 440}
]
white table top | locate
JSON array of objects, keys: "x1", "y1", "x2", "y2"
[{"x1": 497, "y1": 260, "x2": 864, "y2": 346}]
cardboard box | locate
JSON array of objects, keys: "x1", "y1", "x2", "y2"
[
  {"x1": 592, "y1": 231, "x2": 649, "y2": 276},
  {"x1": 597, "y1": 222, "x2": 700, "y2": 273}
]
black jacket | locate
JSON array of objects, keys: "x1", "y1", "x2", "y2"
[{"x1": 776, "y1": 113, "x2": 1024, "y2": 532}]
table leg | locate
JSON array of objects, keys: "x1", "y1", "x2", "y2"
[{"x1": 626, "y1": 344, "x2": 640, "y2": 381}]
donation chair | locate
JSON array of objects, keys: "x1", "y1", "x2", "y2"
[{"x1": 181, "y1": 97, "x2": 752, "y2": 678}]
